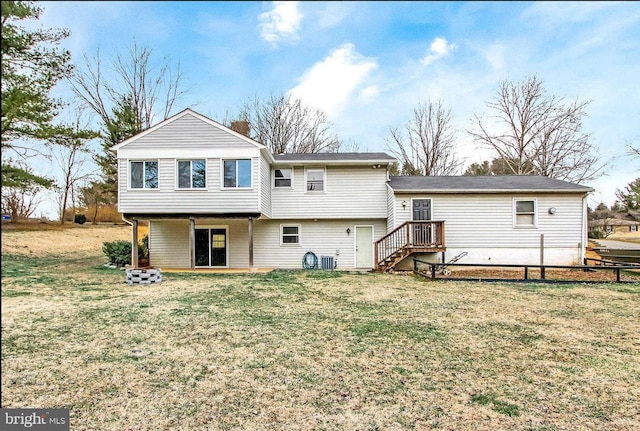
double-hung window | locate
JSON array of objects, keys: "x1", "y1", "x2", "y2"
[
  {"x1": 130, "y1": 161, "x2": 158, "y2": 189},
  {"x1": 514, "y1": 199, "x2": 536, "y2": 227},
  {"x1": 281, "y1": 225, "x2": 300, "y2": 245},
  {"x1": 306, "y1": 168, "x2": 325, "y2": 192},
  {"x1": 177, "y1": 159, "x2": 206, "y2": 189},
  {"x1": 274, "y1": 168, "x2": 292, "y2": 188},
  {"x1": 223, "y1": 159, "x2": 252, "y2": 188}
]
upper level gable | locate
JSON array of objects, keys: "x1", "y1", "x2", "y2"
[{"x1": 112, "y1": 109, "x2": 265, "y2": 159}]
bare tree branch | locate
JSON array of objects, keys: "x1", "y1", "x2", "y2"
[
  {"x1": 468, "y1": 75, "x2": 606, "y2": 183},
  {"x1": 237, "y1": 93, "x2": 341, "y2": 153},
  {"x1": 386, "y1": 100, "x2": 460, "y2": 176}
]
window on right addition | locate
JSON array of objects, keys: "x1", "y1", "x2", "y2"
[{"x1": 514, "y1": 199, "x2": 536, "y2": 227}]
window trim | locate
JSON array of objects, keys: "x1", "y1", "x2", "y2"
[
  {"x1": 221, "y1": 159, "x2": 253, "y2": 189},
  {"x1": 129, "y1": 160, "x2": 159, "y2": 190},
  {"x1": 305, "y1": 167, "x2": 326, "y2": 193},
  {"x1": 513, "y1": 198, "x2": 537, "y2": 228},
  {"x1": 273, "y1": 167, "x2": 293, "y2": 189},
  {"x1": 176, "y1": 159, "x2": 207, "y2": 190},
  {"x1": 280, "y1": 224, "x2": 301, "y2": 246}
]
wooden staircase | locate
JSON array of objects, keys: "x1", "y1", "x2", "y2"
[{"x1": 375, "y1": 221, "x2": 446, "y2": 272}]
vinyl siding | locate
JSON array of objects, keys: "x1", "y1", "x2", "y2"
[
  {"x1": 117, "y1": 113, "x2": 259, "y2": 158},
  {"x1": 148, "y1": 217, "x2": 386, "y2": 269},
  {"x1": 392, "y1": 193, "x2": 586, "y2": 249},
  {"x1": 118, "y1": 157, "x2": 260, "y2": 214},
  {"x1": 253, "y1": 219, "x2": 387, "y2": 270},
  {"x1": 386, "y1": 184, "x2": 395, "y2": 232},
  {"x1": 271, "y1": 166, "x2": 388, "y2": 219},
  {"x1": 259, "y1": 153, "x2": 272, "y2": 217},
  {"x1": 148, "y1": 220, "x2": 190, "y2": 268}
]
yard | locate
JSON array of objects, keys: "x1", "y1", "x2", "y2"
[{"x1": 1, "y1": 225, "x2": 639, "y2": 430}]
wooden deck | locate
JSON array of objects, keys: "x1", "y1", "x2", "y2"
[{"x1": 375, "y1": 221, "x2": 446, "y2": 271}]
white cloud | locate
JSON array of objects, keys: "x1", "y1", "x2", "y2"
[
  {"x1": 421, "y1": 37, "x2": 455, "y2": 65},
  {"x1": 289, "y1": 43, "x2": 378, "y2": 118},
  {"x1": 259, "y1": 1, "x2": 302, "y2": 46}
]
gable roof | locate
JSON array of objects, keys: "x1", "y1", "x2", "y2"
[
  {"x1": 388, "y1": 175, "x2": 593, "y2": 193},
  {"x1": 273, "y1": 152, "x2": 395, "y2": 165},
  {"x1": 110, "y1": 108, "x2": 266, "y2": 151}
]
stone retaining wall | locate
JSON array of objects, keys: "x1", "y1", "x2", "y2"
[{"x1": 126, "y1": 268, "x2": 162, "y2": 284}]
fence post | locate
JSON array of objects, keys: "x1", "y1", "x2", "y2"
[
  {"x1": 541, "y1": 266, "x2": 546, "y2": 280},
  {"x1": 431, "y1": 263, "x2": 436, "y2": 279},
  {"x1": 616, "y1": 267, "x2": 621, "y2": 283},
  {"x1": 524, "y1": 266, "x2": 528, "y2": 280}
]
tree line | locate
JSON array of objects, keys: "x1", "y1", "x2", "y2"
[{"x1": 1, "y1": 1, "x2": 637, "y2": 223}]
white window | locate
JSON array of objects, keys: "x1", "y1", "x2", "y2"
[
  {"x1": 514, "y1": 199, "x2": 536, "y2": 227},
  {"x1": 223, "y1": 159, "x2": 252, "y2": 188},
  {"x1": 274, "y1": 168, "x2": 292, "y2": 188},
  {"x1": 631, "y1": 225, "x2": 638, "y2": 232},
  {"x1": 177, "y1": 160, "x2": 206, "y2": 189},
  {"x1": 130, "y1": 161, "x2": 158, "y2": 189},
  {"x1": 306, "y1": 168, "x2": 325, "y2": 192},
  {"x1": 281, "y1": 225, "x2": 300, "y2": 245}
]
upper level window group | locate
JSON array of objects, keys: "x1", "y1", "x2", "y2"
[
  {"x1": 130, "y1": 161, "x2": 158, "y2": 189},
  {"x1": 224, "y1": 159, "x2": 252, "y2": 188},
  {"x1": 178, "y1": 159, "x2": 206, "y2": 188}
]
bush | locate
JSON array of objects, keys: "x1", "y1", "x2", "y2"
[
  {"x1": 588, "y1": 229, "x2": 605, "y2": 239},
  {"x1": 103, "y1": 240, "x2": 132, "y2": 267},
  {"x1": 103, "y1": 235, "x2": 149, "y2": 267},
  {"x1": 74, "y1": 213, "x2": 87, "y2": 224}
]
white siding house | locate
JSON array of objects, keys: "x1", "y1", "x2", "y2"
[{"x1": 112, "y1": 108, "x2": 593, "y2": 271}]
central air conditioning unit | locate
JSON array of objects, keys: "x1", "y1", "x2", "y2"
[{"x1": 320, "y1": 255, "x2": 335, "y2": 270}]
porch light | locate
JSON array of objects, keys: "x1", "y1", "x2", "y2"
[
  {"x1": 346, "y1": 228, "x2": 351, "y2": 236},
  {"x1": 402, "y1": 200, "x2": 408, "y2": 209},
  {"x1": 548, "y1": 207, "x2": 556, "y2": 215}
]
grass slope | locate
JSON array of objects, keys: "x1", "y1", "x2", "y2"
[{"x1": 1, "y1": 226, "x2": 639, "y2": 430}]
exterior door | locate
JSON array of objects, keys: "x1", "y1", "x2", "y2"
[
  {"x1": 412, "y1": 199, "x2": 432, "y2": 245},
  {"x1": 355, "y1": 226, "x2": 374, "y2": 269},
  {"x1": 195, "y1": 227, "x2": 227, "y2": 267}
]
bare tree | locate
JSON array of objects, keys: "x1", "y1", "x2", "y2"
[
  {"x1": 237, "y1": 93, "x2": 341, "y2": 153},
  {"x1": 1, "y1": 162, "x2": 51, "y2": 221},
  {"x1": 69, "y1": 43, "x2": 187, "y2": 198},
  {"x1": 387, "y1": 100, "x2": 460, "y2": 176},
  {"x1": 628, "y1": 143, "x2": 640, "y2": 158},
  {"x1": 469, "y1": 75, "x2": 606, "y2": 183},
  {"x1": 51, "y1": 135, "x2": 95, "y2": 224}
]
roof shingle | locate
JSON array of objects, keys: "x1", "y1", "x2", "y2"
[{"x1": 388, "y1": 175, "x2": 593, "y2": 193}]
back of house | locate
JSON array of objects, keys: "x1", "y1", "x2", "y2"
[{"x1": 112, "y1": 108, "x2": 593, "y2": 271}]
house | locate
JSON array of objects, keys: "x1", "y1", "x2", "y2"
[
  {"x1": 112, "y1": 108, "x2": 593, "y2": 272},
  {"x1": 589, "y1": 218, "x2": 640, "y2": 235}
]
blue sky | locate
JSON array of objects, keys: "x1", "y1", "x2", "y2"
[{"x1": 31, "y1": 1, "x2": 640, "y2": 216}]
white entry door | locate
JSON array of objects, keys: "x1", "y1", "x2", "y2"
[{"x1": 355, "y1": 226, "x2": 374, "y2": 269}]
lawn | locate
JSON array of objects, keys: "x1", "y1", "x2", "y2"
[{"x1": 1, "y1": 226, "x2": 639, "y2": 430}]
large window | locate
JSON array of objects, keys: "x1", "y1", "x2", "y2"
[
  {"x1": 274, "y1": 168, "x2": 292, "y2": 188},
  {"x1": 281, "y1": 225, "x2": 300, "y2": 245},
  {"x1": 130, "y1": 161, "x2": 158, "y2": 189},
  {"x1": 514, "y1": 199, "x2": 536, "y2": 227},
  {"x1": 177, "y1": 159, "x2": 206, "y2": 189},
  {"x1": 223, "y1": 159, "x2": 252, "y2": 188},
  {"x1": 306, "y1": 168, "x2": 325, "y2": 192}
]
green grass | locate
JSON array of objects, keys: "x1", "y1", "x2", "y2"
[{"x1": 2, "y1": 248, "x2": 640, "y2": 430}]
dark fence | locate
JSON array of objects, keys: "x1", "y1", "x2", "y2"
[{"x1": 413, "y1": 257, "x2": 640, "y2": 284}]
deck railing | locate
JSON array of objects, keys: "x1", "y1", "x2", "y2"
[{"x1": 375, "y1": 221, "x2": 445, "y2": 267}]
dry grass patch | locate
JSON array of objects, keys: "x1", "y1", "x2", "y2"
[{"x1": 2, "y1": 227, "x2": 640, "y2": 430}]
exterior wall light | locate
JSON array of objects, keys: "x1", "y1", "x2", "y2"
[
  {"x1": 548, "y1": 207, "x2": 556, "y2": 215},
  {"x1": 346, "y1": 228, "x2": 351, "y2": 235},
  {"x1": 402, "y1": 200, "x2": 408, "y2": 209}
]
